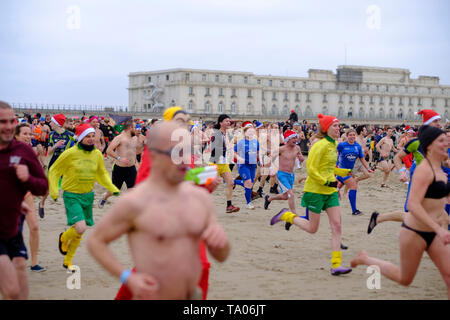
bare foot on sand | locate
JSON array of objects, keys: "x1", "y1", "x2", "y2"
[{"x1": 350, "y1": 250, "x2": 369, "y2": 268}]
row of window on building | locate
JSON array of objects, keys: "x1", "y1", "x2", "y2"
[
  {"x1": 147, "y1": 74, "x2": 449, "y2": 95},
  {"x1": 180, "y1": 87, "x2": 449, "y2": 107},
  {"x1": 142, "y1": 100, "x2": 448, "y2": 120}
]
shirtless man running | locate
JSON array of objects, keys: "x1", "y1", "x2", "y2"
[
  {"x1": 99, "y1": 119, "x2": 138, "y2": 208},
  {"x1": 38, "y1": 117, "x2": 50, "y2": 150},
  {"x1": 354, "y1": 125, "x2": 372, "y2": 182},
  {"x1": 264, "y1": 130, "x2": 304, "y2": 214},
  {"x1": 87, "y1": 122, "x2": 230, "y2": 299},
  {"x1": 89, "y1": 116, "x2": 105, "y2": 153},
  {"x1": 135, "y1": 124, "x2": 146, "y2": 166},
  {"x1": 376, "y1": 128, "x2": 398, "y2": 187}
]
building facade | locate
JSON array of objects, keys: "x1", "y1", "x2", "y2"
[{"x1": 128, "y1": 66, "x2": 450, "y2": 121}]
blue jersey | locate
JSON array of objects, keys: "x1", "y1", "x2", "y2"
[
  {"x1": 444, "y1": 149, "x2": 450, "y2": 178},
  {"x1": 234, "y1": 139, "x2": 259, "y2": 165},
  {"x1": 48, "y1": 130, "x2": 76, "y2": 168},
  {"x1": 337, "y1": 141, "x2": 364, "y2": 170}
]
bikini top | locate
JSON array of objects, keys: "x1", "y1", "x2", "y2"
[{"x1": 424, "y1": 159, "x2": 450, "y2": 199}]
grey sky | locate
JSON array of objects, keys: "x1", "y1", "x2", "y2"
[{"x1": 1, "y1": 0, "x2": 449, "y2": 107}]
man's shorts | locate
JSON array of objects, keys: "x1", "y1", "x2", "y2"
[
  {"x1": 277, "y1": 171, "x2": 295, "y2": 194},
  {"x1": 112, "y1": 165, "x2": 137, "y2": 190},
  {"x1": 209, "y1": 163, "x2": 230, "y2": 176},
  {"x1": 63, "y1": 191, "x2": 95, "y2": 226},
  {"x1": 0, "y1": 232, "x2": 28, "y2": 260},
  {"x1": 237, "y1": 164, "x2": 256, "y2": 183},
  {"x1": 336, "y1": 175, "x2": 352, "y2": 184},
  {"x1": 301, "y1": 191, "x2": 340, "y2": 214}
]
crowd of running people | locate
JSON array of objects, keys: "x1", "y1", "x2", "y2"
[{"x1": 1, "y1": 101, "x2": 449, "y2": 299}]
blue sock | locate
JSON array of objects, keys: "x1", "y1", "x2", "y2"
[
  {"x1": 300, "y1": 208, "x2": 310, "y2": 220},
  {"x1": 244, "y1": 188, "x2": 252, "y2": 204},
  {"x1": 234, "y1": 180, "x2": 244, "y2": 187},
  {"x1": 349, "y1": 190, "x2": 357, "y2": 213}
]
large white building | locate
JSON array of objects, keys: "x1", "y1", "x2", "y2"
[{"x1": 128, "y1": 66, "x2": 450, "y2": 121}]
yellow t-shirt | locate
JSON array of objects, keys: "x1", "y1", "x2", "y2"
[
  {"x1": 303, "y1": 136, "x2": 338, "y2": 195},
  {"x1": 48, "y1": 144, "x2": 119, "y2": 200}
]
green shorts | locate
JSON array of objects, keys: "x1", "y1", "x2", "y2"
[
  {"x1": 301, "y1": 192, "x2": 340, "y2": 214},
  {"x1": 63, "y1": 191, "x2": 95, "y2": 226}
]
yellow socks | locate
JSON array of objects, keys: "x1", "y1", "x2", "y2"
[
  {"x1": 64, "y1": 233, "x2": 82, "y2": 270},
  {"x1": 61, "y1": 227, "x2": 78, "y2": 253},
  {"x1": 62, "y1": 227, "x2": 78, "y2": 242},
  {"x1": 281, "y1": 211, "x2": 298, "y2": 224},
  {"x1": 331, "y1": 251, "x2": 342, "y2": 269}
]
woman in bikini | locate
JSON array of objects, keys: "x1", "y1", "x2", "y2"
[{"x1": 351, "y1": 125, "x2": 450, "y2": 298}]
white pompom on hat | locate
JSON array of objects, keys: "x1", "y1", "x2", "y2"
[
  {"x1": 416, "y1": 109, "x2": 441, "y2": 125},
  {"x1": 75, "y1": 124, "x2": 95, "y2": 142},
  {"x1": 283, "y1": 130, "x2": 298, "y2": 143},
  {"x1": 51, "y1": 114, "x2": 66, "y2": 127}
]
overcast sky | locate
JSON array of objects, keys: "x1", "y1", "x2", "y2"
[{"x1": 1, "y1": 0, "x2": 449, "y2": 107}]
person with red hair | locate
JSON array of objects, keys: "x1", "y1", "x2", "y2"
[{"x1": 270, "y1": 114, "x2": 352, "y2": 276}]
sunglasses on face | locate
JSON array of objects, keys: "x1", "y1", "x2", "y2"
[{"x1": 148, "y1": 146, "x2": 185, "y2": 157}]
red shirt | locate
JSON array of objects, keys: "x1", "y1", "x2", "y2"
[{"x1": 0, "y1": 140, "x2": 48, "y2": 239}]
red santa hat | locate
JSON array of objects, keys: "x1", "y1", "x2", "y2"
[
  {"x1": 415, "y1": 109, "x2": 441, "y2": 125},
  {"x1": 51, "y1": 114, "x2": 66, "y2": 127},
  {"x1": 283, "y1": 130, "x2": 298, "y2": 143},
  {"x1": 75, "y1": 124, "x2": 95, "y2": 142},
  {"x1": 318, "y1": 113, "x2": 338, "y2": 132},
  {"x1": 242, "y1": 121, "x2": 253, "y2": 129},
  {"x1": 88, "y1": 116, "x2": 99, "y2": 122}
]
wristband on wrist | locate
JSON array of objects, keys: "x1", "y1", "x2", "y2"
[
  {"x1": 397, "y1": 168, "x2": 406, "y2": 174},
  {"x1": 117, "y1": 156, "x2": 121, "y2": 161},
  {"x1": 120, "y1": 269, "x2": 132, "y2": 284}
]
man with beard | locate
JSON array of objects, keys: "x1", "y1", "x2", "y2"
[
  {"x1": 88, "y1": 116, "x2": 105, "y2": 153},
  {"x1": 99, "y1": 119, "x2": 138, "y2": 208}
]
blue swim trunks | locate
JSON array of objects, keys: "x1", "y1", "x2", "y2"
[
  {"x1": 336, "y1": 175, "x2": 352, "y2": 184},
  {"x1": 237, "y1": 164, "x2": 257, "y2": 183},
  {"x1": 277, "y1": 170, "x2": 295, "y2": 194}
]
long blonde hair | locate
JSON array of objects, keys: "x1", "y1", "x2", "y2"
[{"x1": 312, "y1": 124, "x2": 327, "y2": 140}]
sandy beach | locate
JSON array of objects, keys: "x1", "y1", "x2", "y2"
[{"x1": 21, "y1": 159, "x2": 448, "y2": 300}]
